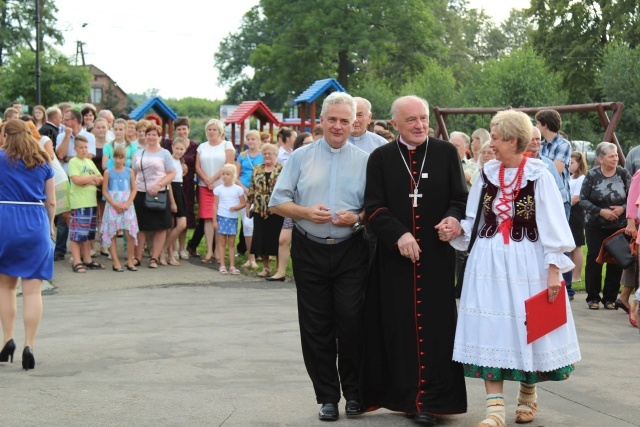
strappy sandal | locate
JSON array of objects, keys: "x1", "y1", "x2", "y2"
[
  {"x1": 167, "y1": 258, "x2": 181, "y2": 266},
  {"x1": 132, "y1": 257, "x2": 141, "y2": 267},
  {"x1": 257, "y1": 269, "x2": 271, "y2": 277},
  {"x1": 475, "y1": 415, "x2": 506, "y2": 427},
  {"x1": 219, "y1": 266, "x2": 228, "y2": 274},
  {"x1": 229, "y1": 267, "x2": 240, "y2": 275},
  {"x1": 515, "y1": 402, "x2": 538, "y2": 424},
  {"x1": 83, "y1": 261, "x2": 105, "y2": 270},
  {"x1": 149, "y1": 258, "x2": 159, "y2": 269},
  {"x1": 588, "y1": 301, "x2": 599, "y2": 310},
  {"x1": 72, "y1": 263, "x2": 86, "y2": 273}
]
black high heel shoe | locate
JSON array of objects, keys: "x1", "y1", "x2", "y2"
[
  {"x1": 615, "y1": 299, "x2": 630, "y2": 314},
  {"x1": 0, "y1": 339, "x2": 16, "y2": 363},
  {"x1": 22, "y1": 346, "x2": 35, "y2": 370}
]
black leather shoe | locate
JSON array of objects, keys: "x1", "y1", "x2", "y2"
[
  {"x1": 345, "y1": 400, "x2": 364, "y2": 416},
  {"x1": 318, "y1": 403, "x2": 339, "y2": 421},
  {"x1": 413, "y1": 412, "x2": 437, "y2": 425}
]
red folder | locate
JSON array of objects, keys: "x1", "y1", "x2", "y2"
[{"x1": 524, "y1": 283, "x2": 567, "y2": 344}]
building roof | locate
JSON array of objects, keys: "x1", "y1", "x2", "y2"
[
  {"x1": 224, "y1": 101, "x2": 280, "y2": 126},
  {"x1": 294, "y1": 78, "x2": 346, "y2": 105},
  {"x1": 129, "y1": 96, "x2": 178, "y2": 121},
  {"x1": 86, "y1": 64, "x2": 128, "y2": 98}
]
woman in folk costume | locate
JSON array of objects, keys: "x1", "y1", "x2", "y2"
[{"x1": 443, "y1": 110, "x2": 580, "y2": 427}]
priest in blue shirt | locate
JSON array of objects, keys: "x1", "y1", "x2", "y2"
[
  {"x1": 269, "y1": 92, "x2": 369, "y2": 422},
  {"x1": 348, "y1": 97, "x2": 388, "y2": 154}
]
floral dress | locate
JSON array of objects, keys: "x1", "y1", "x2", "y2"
[{"x1": 100, "y1": 167, "x2": 139, "y2": 247}]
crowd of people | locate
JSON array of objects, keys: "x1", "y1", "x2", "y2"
[
  {"x1": 0, "y1": 103, "x2": 321, "y2": 281},
  {"x1": 1, "y1": 94, "x2": 639, "y2": 427}
]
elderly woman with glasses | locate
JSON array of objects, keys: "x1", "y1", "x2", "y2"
[
  {"x1": 580, "y1": 142, "x2": 632, "y2": 310},
  {"x1": 477, "y1": 141, "x2": 496, "y2": 168},
  {"x1": 245, "y1": 143, "x2": 285, "y2": 278}
]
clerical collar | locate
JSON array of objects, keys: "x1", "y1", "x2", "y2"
[
  {"x1": 398, "y1": 136, "x2": 419, "y2": 151},
  {"x1": 323, "y1": 140, "x2": 346, "y2": 154},
  {"x1": 350, "y1": 133, "x2": 365, "y2": 141}
]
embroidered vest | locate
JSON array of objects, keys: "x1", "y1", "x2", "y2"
[{"x1": 479, "y1": 172, "x2": 539, "y2": 242}]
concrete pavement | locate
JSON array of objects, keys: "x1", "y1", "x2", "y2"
[{"x1": 1, "y1": 256, "x2": 639, "y2": 426}]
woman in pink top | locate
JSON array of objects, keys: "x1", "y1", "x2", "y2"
[
  {"x1": 132, "y1": 124, "x2": 176, "y2": 269},
  {"x1": 621, "y1": 169, "x2": 640, "y2": 325}
]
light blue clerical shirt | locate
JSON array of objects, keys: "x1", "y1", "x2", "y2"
[
  {"x1": 269, "y1": 139, "x2": 369, "y2": 239},
  {"x1": 348, "y1": 130, "x2": 387, "y2": 154}
]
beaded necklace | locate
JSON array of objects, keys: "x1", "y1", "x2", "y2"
[{"x1": 495, "y1": 156, "x2": 527, "y2": 244}]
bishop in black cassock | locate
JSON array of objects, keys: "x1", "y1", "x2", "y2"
[{"x1": 360, "y1": 96, "x2": 468, "y2": 422}]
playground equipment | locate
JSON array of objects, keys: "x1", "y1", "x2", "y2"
[
  {"x1": 129, "y1": 96, "x2": 178, "y2": 138},
  {"x1": 293, "y1": 78, "x2": 346, "y2": 132},
  {"x1": 433, "y1": 102, "x2": 625, "y2": 165},
  {"x1": 224, "y1": 101, "x2": 281, "y2": 145}
]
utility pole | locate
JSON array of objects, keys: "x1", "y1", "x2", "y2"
[
  {"x1": 75, "y1": 40, "x2": 85, "y2": 66},
  {"x1": 35, "y1": 0, "x2": 41, "y2": 105}
]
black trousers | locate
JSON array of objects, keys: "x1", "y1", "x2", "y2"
[
  {"x1": 291, "y1": 227, "x2": 369, "y2": 404},
  {"x1": 187, "y1": 218, "x2": 205, "y2": 251},
  {"x1": 585, "y1": 226, "x2": 622, "y2": 304}
]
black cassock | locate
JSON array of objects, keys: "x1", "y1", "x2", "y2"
[{"x1": 360, "y1": 137, "x2": 468, "y2": 415}]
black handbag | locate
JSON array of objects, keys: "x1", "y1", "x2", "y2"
[
  {"x1": 144, "y1": 192, "x2": 167, "y2": 211},
  {"x1": 603, "y1": 231, "x2": 635, "y2": 269},
  {"x1": 141, "y1": 150, "x2": 167, "y2": 211}
]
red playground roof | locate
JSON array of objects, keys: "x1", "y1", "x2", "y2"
[{"x1": 224, "y1": 101, "x2": 280, "y2": 126}]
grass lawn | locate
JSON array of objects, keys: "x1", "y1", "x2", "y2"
[
  {"x1": 572, "y1": 245, "x2": 587, "y2": 292},
  {"x1": 184, "y1": 228, "x2": 294, "y2": 277}
]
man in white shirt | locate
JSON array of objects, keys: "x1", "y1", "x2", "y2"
[{"x1": 56, "y1": 109, "x2": 96, "y2": 174}]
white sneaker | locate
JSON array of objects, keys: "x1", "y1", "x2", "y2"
[{"x1": 179, "y1": 250, "x2": 189, "y2": 260}]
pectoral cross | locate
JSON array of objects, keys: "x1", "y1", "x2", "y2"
[{"x1": 409, "y1": 187, "x2": 422, "y2": 207}]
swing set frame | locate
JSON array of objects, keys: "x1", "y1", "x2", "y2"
[{"x1": 433, "y1": 102, "x2": 625, "y2": 165}]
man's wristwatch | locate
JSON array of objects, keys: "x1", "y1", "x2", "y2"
[{"x1": 353, "y1": 214, "x2": 363, "y2": 231}]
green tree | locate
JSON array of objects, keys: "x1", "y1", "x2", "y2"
[
  {"x1": 528, "y1": 0, "x2": 640, "y2": 103},
  {"x1": 400, "y1": 58, "x2": 458, "y2": 111},
  {"x1": 0, "y1": 47, "x2": 90, "y2": 106},
  {"x1": 438, "y1": 1, "x2": 497, "y2": 85},
  {"x1": 598, "y1": 43, "x2": 640, "y2": 153},
  {"x1": 164, "y1": 97, "x2": 223, "y2": 119},
  {"x1": 500, "y1": 8, "x2": 533, "y2": 53},
  {"x1": 215, "y1": 0, "x2": 445, "y2": 110},
  {"x1": 355, "y1": 75, "x2": 397, "y2": 120},
  {"x1": 464, "y1": 47, "x2": 567, "y2": 108},
  {"x1": 0, "y1": 0, "x2": 63, "y2": 66}
]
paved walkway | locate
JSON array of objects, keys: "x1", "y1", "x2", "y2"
[{"x1": 2, "y1": 256, "x2": 639, "y2": 426}]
